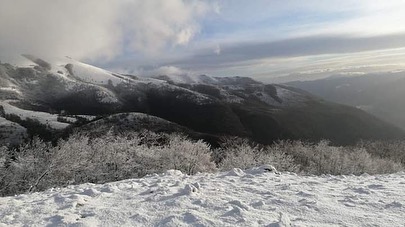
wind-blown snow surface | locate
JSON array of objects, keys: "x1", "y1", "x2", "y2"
[{"x1": 1, "y1": 167, "x2": 404, "y2": 226}]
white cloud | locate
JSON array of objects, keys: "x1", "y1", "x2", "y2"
[
  {"x1": 153, "y1": 66, "x2": 186, "y2": 76},
  {"x1": 0, "y1": 0, "x2": 215, "y2": 63},
  {"x1": 201, "y1": 0, "x2": 405, "y2": 44},
  {"x1": 300, "y1": 1, "x2": 405, "y2": 37},
  {"x1": 126, "y1": 65, "x2": 189, "y2": 77},
  {"x1": 214, "y1": 44, "x2": 221, "y2": 55}
]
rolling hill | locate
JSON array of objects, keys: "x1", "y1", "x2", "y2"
[
  {"x1": 0, "y1": 56, "x2": 404, "y2": 146},
  {"x1": 287, "y1": 72, "x2": 405, "y2": 130}
]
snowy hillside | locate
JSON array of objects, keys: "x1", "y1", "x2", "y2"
[
  {"x1": 0, "y1": 100, "x2": 72, "y2": 130},
  {"x1": 22, "y1": 55, "x2": 129, "y2": 86},
  {"x1": 1, "y1": 167, "x2": 404, "y2": 226},
  {"x1": 0, "y1": 117, "x2": 26, "y2": 145},
  {"x1": 153, "y1": 74, "x2": 219, "y2": 84}
]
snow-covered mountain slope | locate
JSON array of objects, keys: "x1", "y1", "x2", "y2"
[
  {"x1": 0, "y1": 117, "x2": 26, "y2": 145},
  {"x1": 22, "y1": 54, "x2": 129, "y2": 86},
  {"x1": 287, "y1": 73, "x2": 405, "y2": 131},
  {"x1": 154, "y1": 74, "x2": 219, "y2": 85},
  {"x1": 79, "y1": 112, "x2": 193, "y2": 135},
  {"x1": 1, "y1": 55, "x2": 404, "y2": 146},
  {"x1": 155, "y1": 75, "x2": 316, "y2": 108},
  {"x1": 0, "y1": 167, "x2": 404, "y2": 227},
  {"x1": 0, "y1": 100, "x2": 72, "y2": 130}
]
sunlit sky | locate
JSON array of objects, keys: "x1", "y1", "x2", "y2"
[{"x1": 1, "y1": 0, "x2": 405, "y2": 82}]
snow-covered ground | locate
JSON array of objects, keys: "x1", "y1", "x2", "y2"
[{"x1": 1, "y1": 167, "x2": 404, "y2": 226}]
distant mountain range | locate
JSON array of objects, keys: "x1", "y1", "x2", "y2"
[
  {"x1": 0, "y1": 55, "x2": 404, "y2": 146},
  {"x1": 287, "y1": 72, "x2": 405, "y2": 131}
]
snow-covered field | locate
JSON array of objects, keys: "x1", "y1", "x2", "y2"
[
  {"x1": 1, "y1": 167, "x2": 404, "y2": 227},
  {"x1": 0, "y1": 100, "x2": 73, "y2": 130}
]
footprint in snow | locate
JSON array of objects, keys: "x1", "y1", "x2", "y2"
[
  {"x1": 338, "y1": 197, "x2": 358, "y2": 207},
  {"x1": 192, "y1": 199, "x2": 208, "y2": 208},
  {"x1": 296, "y1": 191, "x2": 315, "y2": 198},
  {"x1": 298, "y1": 198, "x2": 318, "y2": 210},
  {"x1": 99, "y1": 184, "x2": 119, "y2": 193},
  {"x1": 303, "y1": 181, "x2": 321, "y2": 185},
  {"x1": 222, "y1": 206, "x2": 244, "y2": 218},
  {"x1": 158, "y1": 212, "x2": 214, "y2": 227},
  {"x1": 353, "y1": 187, "x2": 371, "y2": 194},
  {"x1": 44, "y1": 215, "x2": 64, "y2": 226},
  {"x1": 345, "y1": 187, "x2": 371, "y2": 195},
  {"x1": 367, "y1": 184, "x2": 385, "y2": 190},
  {"x1": 183, "y1": 182, "x2": 201, "y2": 195},
  {"x1": 224, "y1": 168, "x2": 245, "y2": 177},
  {"x1": 221, "y1": 201, "x2": 251, "y2": 221},
  {"x1": 278, "y1": 184, "x2": 291, "y2": 190},
  {"x1": 246, "y1": 165, "x2": 280, "y2": 175},
  {"x1": 385, "y1": 201, "x2": 402, "y2": 209},
  {"x1": 266, "y1": 213, "x2": 292, "y2": 227},
  {"x1": 228, "y1": 200, "x2": 250, "y2": 210},
  {"x1": 80, "y1": 188, "x2": 101, "y2": 197},
  {"x1": 251, "y1": 200, "x2": 265, "y2": 208}
]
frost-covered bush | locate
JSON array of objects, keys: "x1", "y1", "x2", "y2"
[
  {"x1": 275, "y1": 140, "x2": 403, "y2": 175},
  {"x1": 0, "y1": 146, "x2": 6, "y2": 166},
  {"x1": 0, "y1": 132, "x2": 216, "y2": 196},
  {"x1": 0, "y1": 138, "x2": 53, "y2": 195},
  {"x1": 356, "y1": 140, "x2": 405, "y2": 165},
  {"x1": 264, "y1": 144, "x2": 300, "y2": 173},
  {"x1": 1, "y1": 132, "x2": 404, "y2": 197},
  {"x1": 218, "y1": 137, "x2": 299, "y2": 172},
  {"x1": 217, "y1": 138, "x2": 402, "y2": 175},
  {"x1": 48, "y1": 133, "x2": 215, "y2": 185},
  {"x1": 160, "y1": 134, "x2": 216, "y2": 175},
  {"x1": 217, "y1": 137, "x2": 260, "y2": 170},
  {"x1": 0, "y1": 146, "x2": 10, "y2": 195}
]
